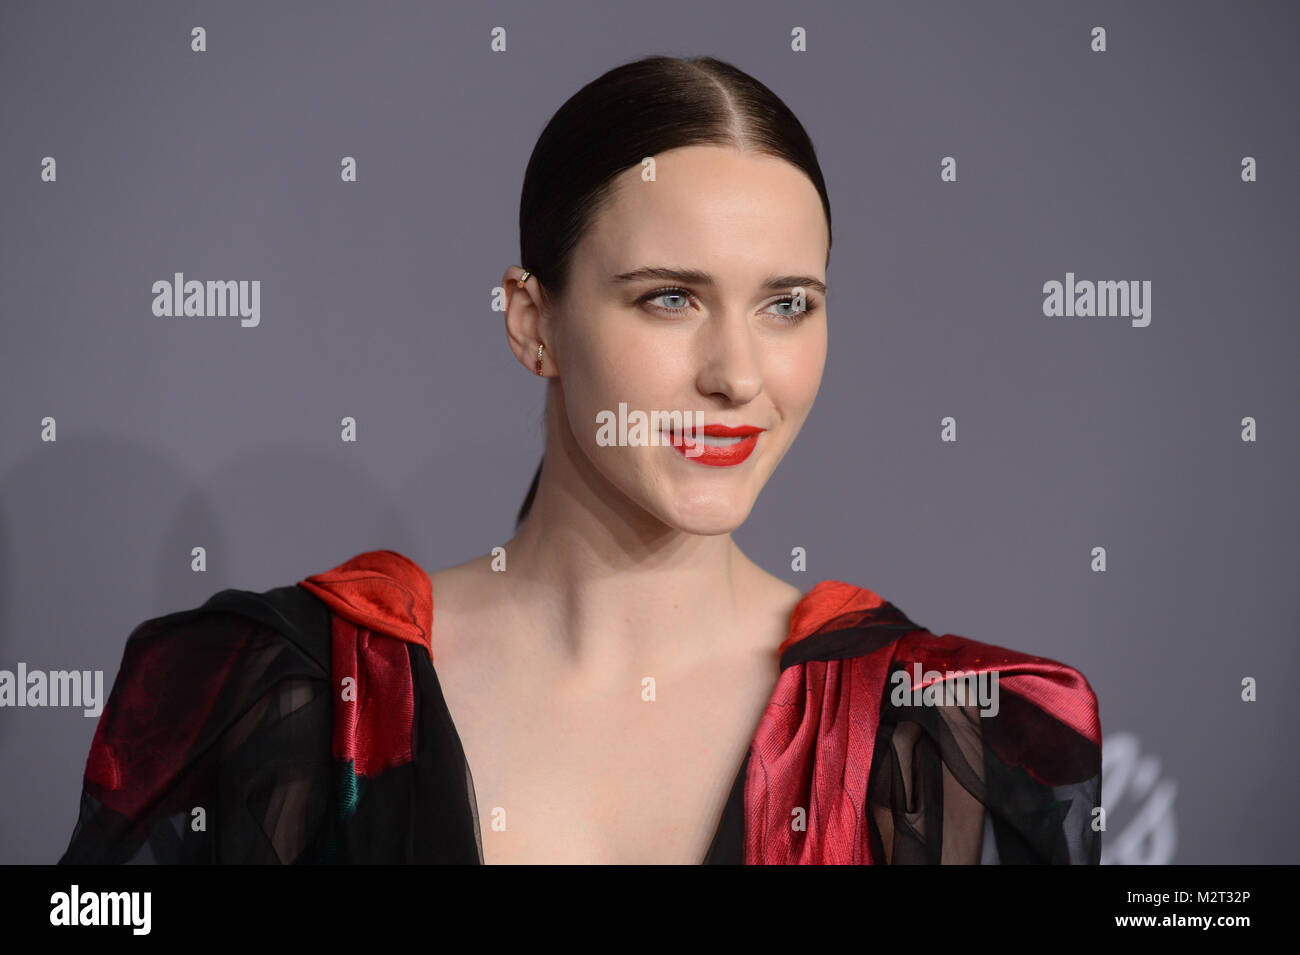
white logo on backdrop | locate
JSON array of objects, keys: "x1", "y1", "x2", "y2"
[{"x1": 1101, "y1": 730, "x2": 1178, "y2": 864}]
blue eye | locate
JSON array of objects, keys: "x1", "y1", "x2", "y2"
[
  {"x1": 636, "y1": 286, "x2": 819, "y2": 324},
  {"x1": 640, "y1": 288, "x2": 693, "y2": 313},
  {"x1": 765, "y1": 294, "x2": 820, "y2": 324},
  {"x1": 770, "y1": 298, "x2": 806, "y2": 319}
]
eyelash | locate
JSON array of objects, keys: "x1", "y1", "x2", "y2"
[{"x1": 637, "y1": 286, "x2": 819, "y2": 324}]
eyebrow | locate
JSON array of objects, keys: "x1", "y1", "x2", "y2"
[{"x1": 611, "y1": 266, "x2": 827, "y2": 297}]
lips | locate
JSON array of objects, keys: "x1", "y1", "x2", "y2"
[{"x1": 661, "y1": 423, "x2": 765, "y2": 467}]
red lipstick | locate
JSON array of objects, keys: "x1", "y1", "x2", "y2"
[{"x1": 662, "y1": 423, "x2": 764, "y2": 467}]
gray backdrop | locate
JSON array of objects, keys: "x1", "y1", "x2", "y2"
[{"x1": 1, "y1": 0, "x2": 1296, "y2": 864}]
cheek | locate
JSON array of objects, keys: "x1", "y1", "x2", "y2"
[
  {"x1": 562, "y1": 330, "x2": 655, "y2": 449},
  {"x1": 572, "y1": 321, "x2": 683, "y2": 404},
  {"x1": 766, "y1": 334, "x2": 827, "y2": 408}
]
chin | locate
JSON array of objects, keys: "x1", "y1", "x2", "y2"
[{"x1": 659, "y1": 500, "x2": 753, "y2": 536}]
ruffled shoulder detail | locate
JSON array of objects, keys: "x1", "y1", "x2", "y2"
[
  {"x1": 298, "y1": 549, "x2": 432, "y2": 658},
  {"x1": 891, "y1": 628, "x2": 1101, "y2": 747},
  {"x1": 747, "y1": 579, "x2": 1102, "y2": 864}
]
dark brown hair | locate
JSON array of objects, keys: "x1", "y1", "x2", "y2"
[{"x1": 514, "y1": 54, "x2": 833, "y2": 528}]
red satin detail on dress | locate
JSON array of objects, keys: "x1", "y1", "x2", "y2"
[
  {"x1": 328, "y1": 614, "x2": 416, "y2": 776},
  {"x1": 300, "y1": 550, "x2": 434, "y2": 777},
  {"x1": 298, "y1": 549, "x2": 432, "y2": 660},
  {"x1": 892, "y1": 630, "x2": 1101, "y2": 746},
  {"x1": 746, "y1": 651, "x2": 896, "y2": 864},
  {"x1": 779, "y1": 580, "x2": 886, "y2": 656},
  {"x1": 745, "y1": 580, "x2": 896, "y2": 865}
]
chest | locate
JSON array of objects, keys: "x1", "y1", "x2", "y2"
[{"x1": 436, "y1": 642, "x2": 777, "y2": 864}]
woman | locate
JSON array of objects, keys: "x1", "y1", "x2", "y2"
[{"x1": 59, "y1": 54, "x2": 1100, "y2": 865}]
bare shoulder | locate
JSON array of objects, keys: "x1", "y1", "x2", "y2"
[
  {"x1": 426, "y1": 553, "x2": 502, "y2": 663},
  {"x1": 737, "y1": 553, "x2": 804, "y2": 602},
  {"x1": 735, "y1": 562, "x2": 807, "y2": 648}
]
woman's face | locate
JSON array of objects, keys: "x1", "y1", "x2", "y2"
[{"x1": 547, "y1": 144, "x2": 829, "y2": 536}]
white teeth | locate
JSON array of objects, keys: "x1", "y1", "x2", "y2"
[{"x1": 670, "y1": 433, "x2": 747, "y2": 446}]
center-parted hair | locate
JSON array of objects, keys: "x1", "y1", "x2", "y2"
[{"x1": 514, "y1": 54, "x2": 833, "y2": 528}]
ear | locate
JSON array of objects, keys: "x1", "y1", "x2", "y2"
[{"x1": 503, "y1": 266, "x2": 552, "y2": 376}]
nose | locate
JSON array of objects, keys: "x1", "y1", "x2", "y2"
[{"x1": 694, "y1": 309, "x2": 763, "y2": 404}]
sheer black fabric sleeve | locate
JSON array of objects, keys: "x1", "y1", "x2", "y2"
[
  {"x1": 866, "y1": 660, "x2": 1102, "y2": 865},
  {"x1": 58, "y1": 608, "x2": 337, "y2": 864}
]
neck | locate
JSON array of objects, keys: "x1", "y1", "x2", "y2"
[{"x1": 498, "y1": 450, "x2": 768, "y2": 681}]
